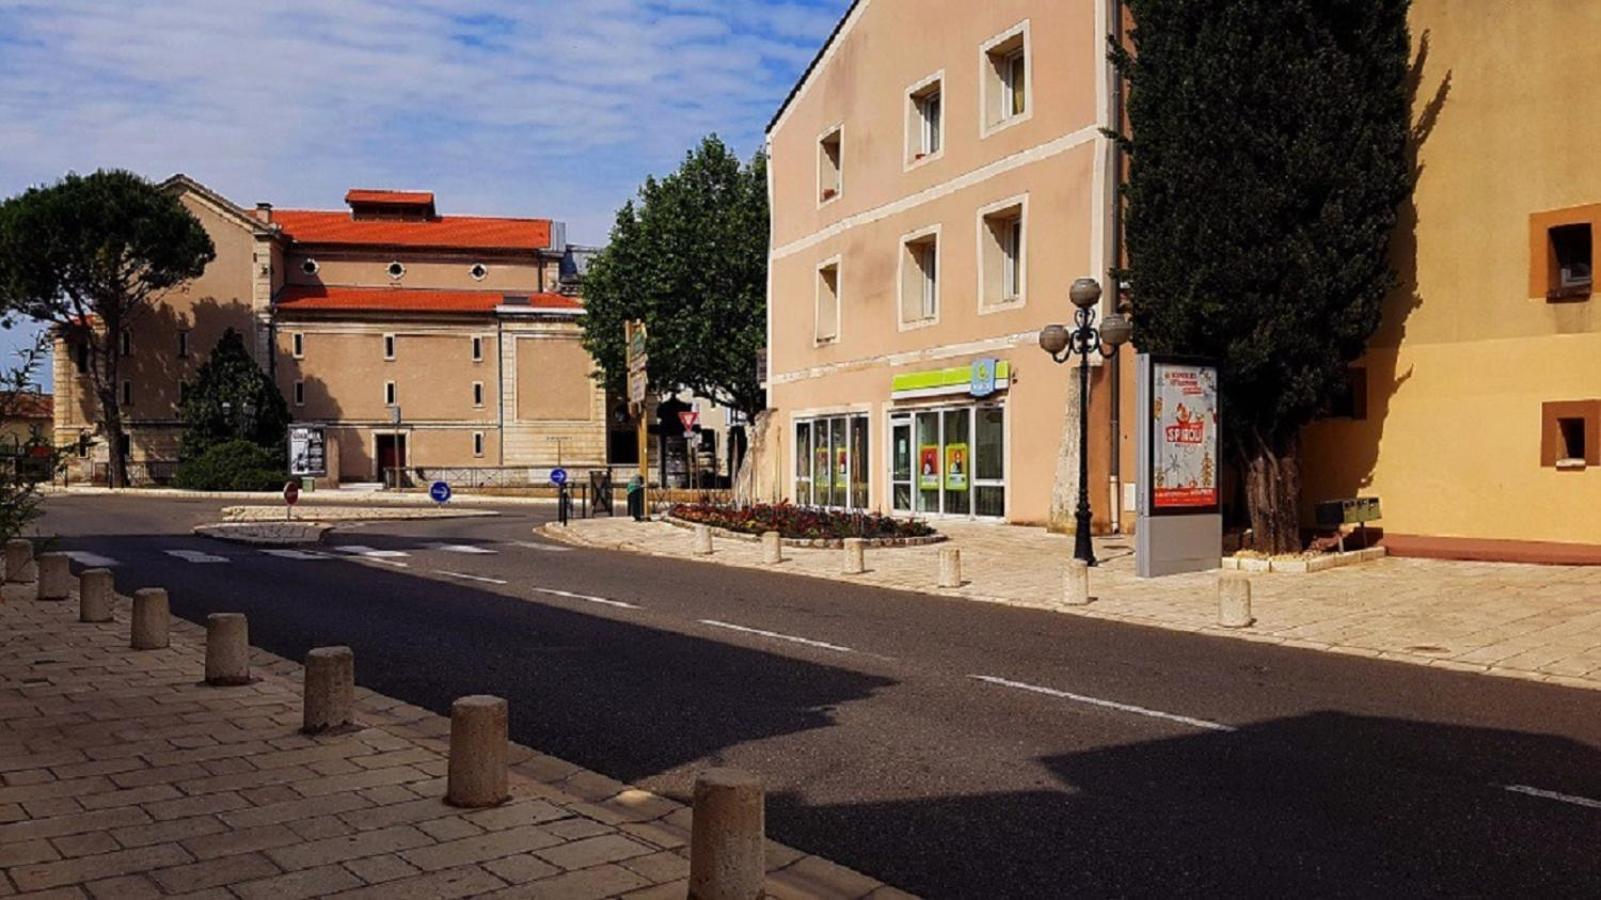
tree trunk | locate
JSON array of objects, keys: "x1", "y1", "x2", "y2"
[
  {"x1": 92, "y1": 334, "x2": 128, "y2": 490},
  {"x1": 1047, "y1": 362, "x2": 1086, "y2": 533},
  {"x1": 731, "y1": 410, "x2": 773, "y2": 507},
  {"x1": 1243, "y1": 431, "x2": 1302, "y2": 555}
]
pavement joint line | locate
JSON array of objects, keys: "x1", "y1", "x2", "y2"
[
  {"x1": 533, "y1": 587, "x2": 640, "y2": 609},
  {"x1": 437, "y1": 570, "x2": 510, "y2": 585},
  {"x1": 699, "y1": 619, "x2": 855, "y2": 654},
  {"x1": 1502, "y1": 784, "x2": 1601, "y2": 810},
  {"x1": 969, "y1": 674, "x2": 1237, "y2": 733}
]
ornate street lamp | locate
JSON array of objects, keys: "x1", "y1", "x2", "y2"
[{"x1": 1039, "y1": 277, "x2": 1132, "y2": 565}]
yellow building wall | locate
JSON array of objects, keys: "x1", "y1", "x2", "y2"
[{"x1": 1302, "y1": 0, "x2": 1601, "y2": 552}]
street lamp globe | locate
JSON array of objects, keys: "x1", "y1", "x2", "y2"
[
  {"x1": 1038, "y1": 324, "x2": 1070, "y2": 357},
  {"x1": 1099, "y1": 312, "x2": 1133, "y2": 349},
  {"x1": 1069, "y1": 277, "x2": 1102, "y2": 309}
]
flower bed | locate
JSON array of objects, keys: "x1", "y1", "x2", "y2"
[{"x1": 667, "y1": 502, "x2": 942, "y2": 548}]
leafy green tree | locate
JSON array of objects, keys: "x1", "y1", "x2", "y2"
[
  {"x1": 1110, "y1": 0, "x2": 1413, "y2": 552},
  {"x1": 0, "y1": 170, "x2": 215, "y2": 487},
  {"x1": 580, "y1": 135, "x2": 768, "y2": 419},
  {"x1": 178, "y1": 328, "x2": 289, "y2": 460},
  {"x1": 0, "y1": 335, "x2": 63, "y2": 539}
]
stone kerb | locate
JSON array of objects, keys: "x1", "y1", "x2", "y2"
[
  {"x1": 193, "y1": 521, "x2": 330, "y2": 546},
  {"x1": 664, "y1": 514, "x2": 946, "y2": 550}
]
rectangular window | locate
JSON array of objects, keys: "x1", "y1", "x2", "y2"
[
  {"x1": 815, "y1": 260, "x2": 840, "y2": 343},
  {"x1": 473, "y1": 432, "x2": 485, "y2": 458},
  {"x1": 794, "y1": 416, "x2": 868, "y2": 510},
  {"x1": 818, "y1": 126, "x2": 843, "y2": 204},
  {"x1": 119, "y1": 330, "x2": 131, "y2": 357},
  {"x1": 906, "y1": 75, "x2": 943, "y2": 165},
  {"x1": 795, "y1": 421, "x2": 813, "y2": 504},
  {"x1": 294, "y1": 380, "x2": 305, "y2": 406},
  {"x1": 1541, "y1": 400, "x2": 1600, "y2": 468},
  {"x1": 121, "y1": 380, "x2": 132, "y2": 406},
  {"x1": 1006, "y1": 50, "x2": 1027, "y2": 117},
  {"x1": 1559, "y1": 418, "x2": 1586, "y2": 462},
  {"x1": 179, "y1": 382, "x2": 189, "y2": 404},
  {"x1": 901, "y1": 232, "x2": 939, "y2": 324},
  {"x1": 177, "y1": 330, "x2": 189, "y2": 358},
  {"x1": 472, "y1": 336, "x2": 484, "y2": 362},
  {"x1": 1551, "y1": 223, "x2": 1593, "y2": 299},
  {"x1": 384, "y1": 381, "x2": 396, "y2": 406},
  {"x1": 982, "y1": 23, "x2": 1031, "y2": 134},
  {"x1": 472, "y1": 381, "x2": 485, "y2": 407},
  {"x1": 74, "y1": 342, "x2": 87, "y2": 374},
  {"x1": 291, "y1": 332, "x2": 304, "y2": 358},
  {"x1": 383, "y1": 334, "x2": 396, "y2": 360},
  {"x1": 980, "y1": 199, "x2": 1026, "y2": 308},
  {"x1": 1328, "y1": 367, "x2": 1369, "y2": 420}
]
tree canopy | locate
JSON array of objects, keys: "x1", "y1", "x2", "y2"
[
  {"x1": 580, "y1": 135, "x2": 768, "y2": 418},
  {"x1": 1111, "y1": 0, "x2": 1413, "y2": 551},
  {"x1": 0, "y1": 170, "x2": 215, "y2": 486},
  {"x1": 178, "y1": 328, "x2": 290, "y2": 460}
]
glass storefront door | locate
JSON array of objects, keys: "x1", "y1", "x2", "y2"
[
  {"x1": 891, "y1": 402, "x2": 1005, "y2": 519},
  {"x1": 794, "y1": 414, "x2": 870, "y2": 510}
]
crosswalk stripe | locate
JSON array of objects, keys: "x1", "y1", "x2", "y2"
[
  {"x1": 510, "y1": 541, "x2": 571, "y2": 553},
  {"x1": 63, "y1": 551, "x2": 118, "y2": 567},
  {"x1": 332, "y1": 545, "x2": 410, "y2": 558},
  {"x1": 426, "y1": 543, "x2": 497, "y2": 555},
  {"x1": 165, "y1": 549, "x2": 229, "y2": 564},
  {"x1": 260, "y1": 549, "x2": 331, "y2": 561}
]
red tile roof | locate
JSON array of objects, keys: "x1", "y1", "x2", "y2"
[
  {"x1": 344, "y1": 189, "x2": 435, "y2": 206},
  {"x1": 271, "y1": 210, "x2": 552, "y2": 252},
  {"x1": 1, "y1": 392, "x2": 52, "y2": 420},
  {"x1": 275, "y1": 285, "x2": 581, "y2": 314}
]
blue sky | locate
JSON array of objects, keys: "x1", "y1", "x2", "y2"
[{"x1": 0, "y1": 0, "x2": 851, "y2": 389}]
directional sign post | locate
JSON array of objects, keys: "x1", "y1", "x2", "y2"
[
  {"x1": 429, "y1": 481, "x2": 452, "y2": 506},
  {"x1": 283, "y1": 480, "x2": 300, "y2": 521},
  {"x1": 549, "y1": 468, "x2": 568, "y2": 487}
]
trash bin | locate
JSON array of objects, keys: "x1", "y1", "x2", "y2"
[{"x1": 626, "y1": 475, "x2": 645, "y2": 522}]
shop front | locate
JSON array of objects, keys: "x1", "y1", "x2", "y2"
[{"x1": 888, "y1": 358, "x2": 1010, "y2": 521}]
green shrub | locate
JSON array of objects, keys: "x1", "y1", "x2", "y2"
[
  {"x1": 173, "y1": 440, "x2": 287, "y2": 492},
  {"x1": 669, "y1": 502, "x2": 936, "y2": 541}
]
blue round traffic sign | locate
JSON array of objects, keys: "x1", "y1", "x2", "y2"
[
  {"x1": 549, "y1": 468, "x2": 568, "y2": 487},
  {"x1": 429, "y1": 481, "x2": 452, "y2": 503}
]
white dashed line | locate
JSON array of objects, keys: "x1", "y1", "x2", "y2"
[
  {"x1": 260, "y1": 549, "x2": 330, "y2": 561},
  {"x1": 427, "y1": 543, "x2": 497, "y2": 555},
  {"x1": 332, "y1": 545, "x2": 411, "y2": 558},
  {"x1": 511, "y1": 541, "x2": 571, "y2": 553},
  {"x1": 532, "y1": 588, "x2": 639, "y2": 609},
  {"x1": 698, "y1": 620, "x2": 853, "y2": 654},
  {"x1": 63, "y1": 551, "x2": 118, "y2": 567},
  {"x1": 165, "y1": 549, "x2": 229, "y2": 564},
  {"x1": 437, "y1": 570, "x2": 509, "y2": 585},
  {"x1": 970, "y1": 674, "x2": 1236, "y2": 733},
  {"x1": 1503, "y1": 784, "x2": 1601, "y2": 810}
]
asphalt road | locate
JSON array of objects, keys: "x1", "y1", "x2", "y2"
[{"x1": 34, "y1": 495, "x2": 1601, "y2": 897}]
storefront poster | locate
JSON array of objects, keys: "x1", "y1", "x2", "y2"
[
  {"x1": 944, "y1": 443, "x2": 969, "y2": 492},
  {"x1": 1151, "y1": 362, "x2": 1219, "y2": 510},
  {"x1": 919, "y1": 445, "x2": 941, "y2": 490},
  {"x1": 814, "y1": 446, "x2": 830, "y2": 490},
  {"x1": 835, "y1": 447, "x2": 848, "y2": 489}
]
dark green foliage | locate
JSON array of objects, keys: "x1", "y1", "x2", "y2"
[
  {"x1": 0, "y1": 170, "x2": 214, "y2": 487},
  {"x1": 1112, "y1": 0, "x2": 1412, "y2": 454},
  {"x1": 581, "y1": 136, "x2": 768, "y2": 418},
  {"x1": 0, "y1": 336, "x2": 63, "y2": 540},
  {"x1": 173, "y1": 440, "x2": 286, "y2": 492},
  {"x1": 179, "y1": 328, "x2": 290, "y2": 460}
]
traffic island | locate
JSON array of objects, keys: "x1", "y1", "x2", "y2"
[{"x1": 193, "y1": 521, "x2": 331, "y2": 546}]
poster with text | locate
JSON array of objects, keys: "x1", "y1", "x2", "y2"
[
  {"x1": 835, "y1": 447, "x2": 849, "y2": 489},
  {"x1": 1151, "y1": 362, "x2": 1219, "y2": 511},
  {"x1": 945, "y1": 444, "x2": 969, "y2": 492},
  {"x1": 919, "y1": 445, "x2": 941, "y2": 490}
]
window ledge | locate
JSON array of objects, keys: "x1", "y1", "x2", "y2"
[
  {"x1": 1556, "y1": 458, "x2": 1588, "y2": 471},
  {"x1": 904, "y1": 151, "x2": 943, "y2": 173},
  {"x1": 1546, "y1": 284, "x2": 1592, "y2": 303}
]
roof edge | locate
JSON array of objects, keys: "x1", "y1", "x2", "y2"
[
  {"x1": 159, "y1": 174, "x2": 278, "y2": 238},
  {"x1": 766, "y1": 0, "x2": 868, "y2": 135}
]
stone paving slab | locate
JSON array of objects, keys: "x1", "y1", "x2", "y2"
[
  {"x1": 0, "y1": 582, "x2": 911, "y2": 898},
  {"x1": 547, "y1": 518, "x2": 1601, "y2": 692}
]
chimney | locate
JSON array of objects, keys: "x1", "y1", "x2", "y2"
[{"x1": 254, "y1": 202, "x2": 273, "y2": 224}]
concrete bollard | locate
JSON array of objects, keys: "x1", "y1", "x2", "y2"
[
  {"x1": 79, "y1": 569, "x2": 115, "y2": 622},
  {"x1": 1218, "y1": 573, "x2": 1254, "y2": 628},
  {"x1": 689, "y1": 768, "x2": 766, "y2": 900},
  {"x1": 1063, "y1": 558, "x2": 1091, "y2": 606},
  {"x1": 130, "y1": 588, "x2": 170, "y2": 650},
  {"x1": 446, "y1": 695, "x2": 508, "y2": 808},
  {"x1": 938, "y1": 547, "x2": 962, "y2": 588},
  {"x1": 4, "y1": 539, "x2": 35, "y2": 584},
  {"x1": 842, "y1": 538, "x2": 866, "y2": 575},
  {"x1": 303, "y1": 646, "x2": 355, "y2": 733},
  {"x1": 34, "y1": 553, "x2": 71, "y2": 601},
  {"x1": 761, "y1": 531, "x2": 783, "y2": 565},
  {"x1": 693, "y1": 524, "x2": 714, "y2": 556},
  {"x1": 204, "y1": 613, "x2": 251, "y2": 685}
]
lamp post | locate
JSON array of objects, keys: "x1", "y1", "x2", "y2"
[{"x1": 1039, "y1": 277, "x2": 1132, "y2": 565}]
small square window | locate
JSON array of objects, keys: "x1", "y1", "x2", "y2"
[
  {"x1": 982, "y1": 23, "x2": 1031, "y2": 135},
  {"x1": 384, "y1": 381, "x2": 397, "y2": 406},
  {"x1": 815, "y1": 261, "x2": 840, "y2": 344},
  {"x1": 818, "y1": 126, "x2": 843, "y2": 204},
  {"x1": 471, "y1": 336, "x2": 484, "y2": 362},
  {"x1": 1541, "y1": 400, "x2": 1599, "y2": 468},
  {"x1": 900, "y1": 232, "x2": 939, "y2": 325},
  {"x1": 294, "y1": 380, "x2": 305, "y2": 406},
  {"x1": 1550, "y1": 223, "x2": 1592, "y2": 301},
  {"x1": 383, "y1": 334, "x2": 396, "y2": 360},
  {"x1": 979, "y1": 199, "x2": 1026, "y2": 308},
  {"x1": 291, "y1": 333, "x2": 304, "y2": 359},
  {"x1": 907, "y1": 76, "x2": 943, "y2": 165}
]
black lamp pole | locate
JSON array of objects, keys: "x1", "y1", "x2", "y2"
[{"x1": 1039, "y1": 278, "x2": 1131, "y2": 566}]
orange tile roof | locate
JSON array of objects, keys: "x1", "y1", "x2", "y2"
[
  {"x1": 275, "y1": 285, "x2": 581, "y2": 314},
  {"x1": 344, "y1": 189, "x2": 435, "y2": 206},
  {"x1": 1, "y1": 392, "x2": 52, "y2": 420},
  {"x1": 271, "y1": 210, "x2": 552, "y2": 252}
]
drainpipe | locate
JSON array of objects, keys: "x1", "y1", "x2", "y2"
[
  {"x1": 497, "y1": 318, "x2": 506, "y2": 465},
  {"x1": 1108, "y1": 0, "x2": 1127, "y2": 534}
]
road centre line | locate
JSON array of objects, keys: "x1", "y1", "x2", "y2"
[
  {"x1": 1503, "y1": 784, "x2": 1601, "y2": 811},
  {"x1": 437, "y1": 570, "x2": 509, "y2": 585},
  {"x1": 532, "y1": 587, "x2": 640, "y2": 610},
  {"x1": 698, "y1": 619, "x2": 854, "y2": 654},
  {"x1": 970, "y1": 674, "x2": 1236, "y2": 733}
]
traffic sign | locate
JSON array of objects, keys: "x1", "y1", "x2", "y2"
[
  {"x1": 283, "y1": 480, "x2": 300, "y2": 506},
  {"x1": 678, "y1": 410, "x2": 699, "y2": 432},
  {"x1": 549, "y1": 468, "x2": 568, "y2": 487},
  {"x1": 429, "y1": 481, "x2": 452, "y2": 504}
]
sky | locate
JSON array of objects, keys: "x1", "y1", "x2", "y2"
[{"x1": 0, "y1": 0, "x2": 851, "y2": 389}]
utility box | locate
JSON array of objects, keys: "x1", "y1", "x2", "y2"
[{"x1": 1315, "y1": 497, "x2": 1382, "y2": 529}]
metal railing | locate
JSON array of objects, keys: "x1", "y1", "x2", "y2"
[{"x1": 381, "y1": 465, "x2": 631, "y2": 491}]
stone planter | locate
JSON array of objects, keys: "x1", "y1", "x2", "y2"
[
  {"x1": 1221, "y1": 546, "x2": 1388, "y2": 574},
  {"x1": 663, "y1": 515, "x2": 945, "y2": 550}
]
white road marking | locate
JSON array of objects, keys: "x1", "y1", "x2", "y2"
[
  {"x1": 437, "y1": 570, "x2": 509, "y2": 585},
  {"x1": 427, "y1": 543, "x2": 497, "y2": 555},
  {"x1": 533, "y1": 588, "x2": 639, "y2": 609},
  {"x1": 1503, "y1": 784, "x2": 1601, "y2": 810},
  {"x1": 970, "y1": 674, "x2": 1236, "y2": 733},
  {"x1": 63, "y1": 551, "x2": 118, "y2": 567},
  {"x1": 511, "y1": 541, "x2": 571, "y2": 553},
  {"x1": 698, "y1": 619, "x2": 853, "y2": 654},
  {"x1": 260, "y1": 549, "x2": 330, "y2": 561},
  {"x1": 333, "y1": 545, "x2": 411, "y2": 558},
  {"x1": 165, "y1": 549, "x2": 229, "y2": 564}
]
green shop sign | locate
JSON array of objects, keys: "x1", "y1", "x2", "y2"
[{"x1": 892, "y1": 358, "x2": 1011, "y2": 399}]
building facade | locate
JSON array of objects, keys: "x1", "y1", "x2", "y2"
[
  {"x1": 54, "y1": 177, "x2": 606, "y2": 484},
  {"x1": 1301, "y1": 0, "x2": 1601, "y2": 562},
  {"x1": 762, "y1": 0, "x2": 1131, "y2": 528}
]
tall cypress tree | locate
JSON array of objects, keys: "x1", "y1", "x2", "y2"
[{"x1": 1111, "y1": 0, "x2": 1413, "y2": 552}]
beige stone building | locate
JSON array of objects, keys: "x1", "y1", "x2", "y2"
[
  {"x1": 54, "y1": 177, "x2": 606, "y2": 484},
  {"x1": 762, "y1": 0, "x2": 1130, "y2": 528}
]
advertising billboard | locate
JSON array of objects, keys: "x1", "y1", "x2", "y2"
[{"x1": 1149, "y1": 360, "x2": 1219, "y2": 514}]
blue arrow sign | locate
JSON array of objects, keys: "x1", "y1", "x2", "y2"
[
  {"x1": 429, "y1": 481, "x2": 452, "y2": 504},
  {"x1": 549, "y1": 468, "x2": 568, "y2": 487}
]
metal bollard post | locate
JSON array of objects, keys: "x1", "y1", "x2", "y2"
[
  {"x1": 761, "y1": 531, "x2": 783, "y2": 565},
  {"x1": 446, "y1": 695, "x2": 509, "y2": 808},
  {"x1": 130, "y1": 588, "x2": 170, "y2": 650},
  {"x1": 689, "y1": 768, "x2": 766, "y2": 900},
  {"x1": 938, "y1": 547, "x2": 962, "y2": 588},
  {"x1": 34, "y1": 553, "x2": 71, "y2": 601},
  {"x1": 303, "y1": 646, "x2": 355, "y2": 733},
  {"x1": 1063, "y1": 558, "x2": 1091, "y2": 606},
  {"x1": 204, "y1": 614, "x2": 251, "y2": 685},
  {"x1": 79, "y1": 569, "x2": 114, "y2": 622},
  {"x1": 1218, "y1": 573, "x2": 1254, "y2": 628},
  {"x1": 842, "y1": 538, "x2": 866, "y2": 575}
]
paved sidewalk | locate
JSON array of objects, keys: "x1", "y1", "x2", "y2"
[
  {"x1": 0, "y1": 583, "x2": 912, "y2": 898},
  {"x1": 548, "y1": 518, "x2": 1601, "y2": 692}
]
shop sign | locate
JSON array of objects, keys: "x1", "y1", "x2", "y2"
[
  {"x1": 944, "y1": 443, "x2": 969, "y2": 492},
  {"x1": 919, "y1": 445, "x2": 941, "y2": 489},
  {"x1": 892, "y1": 360, "x2": 1011, "y2": 400},
  {"x1": 1150, "y1": 360, "x2": 1219, "y2": 512},
  {"x1": 970, "y1": 358, "x2": 1000, "y2": 398}
]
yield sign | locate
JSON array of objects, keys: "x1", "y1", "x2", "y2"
[{"x1": 678, "y1": 410, "x2": 700, "y2": 432}]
